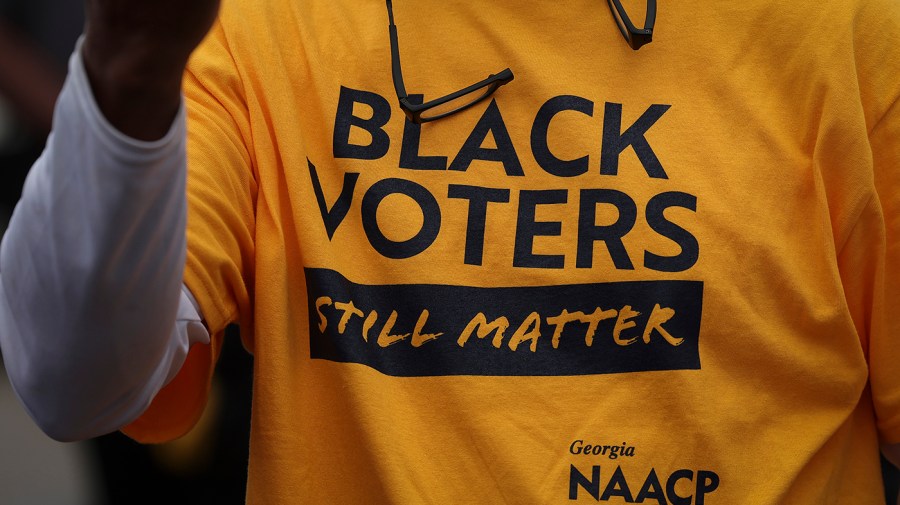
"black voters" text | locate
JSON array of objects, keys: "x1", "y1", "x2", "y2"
[{"x1": 309, "y1": 86, "x2": 698, "y2": 272}]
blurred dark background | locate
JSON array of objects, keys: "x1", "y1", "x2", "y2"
[{"x1": 0, "y1": 0, "x2": 80, "y2": 222}]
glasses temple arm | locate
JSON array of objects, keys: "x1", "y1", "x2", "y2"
[
  {"x1": 644, "y1": 0, "x2": 657, "y2": 30},
  {"x1": 386, "y1": 0, "x2": 409, "y2": 99}
]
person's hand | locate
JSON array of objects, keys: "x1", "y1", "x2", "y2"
[{"x1": 82, "y1": 0, "x2": 221, "y2": 140}]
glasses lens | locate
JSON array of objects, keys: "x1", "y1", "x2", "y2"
[{"x1": 418, "y1": 85, "x2": 495, "y2": 121}]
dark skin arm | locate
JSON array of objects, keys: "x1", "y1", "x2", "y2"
[{"x1": 81, "y1": 0, "x2": 220, "y2": 140}]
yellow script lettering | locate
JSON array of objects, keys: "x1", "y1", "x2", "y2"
[
  {"x1": 362, "y1": 310, "x2": 379, "y2": 342},
  {"x1": 334, "y1": 301, "x2": 364, "y2": 334},
  {"x1": 613, "y1": 305, "x2": 640, "y2": 346},
  {"x1": 508, "y1": 311, "x2": 542, "y2": 352},
  {"x1": 458, "y1": 313, "x2": 509, "y2": 348},
  {"x1": 411, "y1": 310, "x2": 443, "y2": 347},
  {"x1": 546, "y1": 309, "x2": 585, "y2": 349},
  {"x1": 315, "y1": 296, "x2": 333, "y2": 332},
  {"x1": 580, "y1": 307, "x2": 619, "y2": 347},
  {"x1": 377, "y1": 311, "x2": 410, "y2": 347},
  {"x1": 642, "y1": 304, "x2": 683, "y2": 346}
]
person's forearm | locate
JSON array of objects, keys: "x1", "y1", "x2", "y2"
[{"x1": 0, "y1": 43, "x2": 191, "y2": 441}]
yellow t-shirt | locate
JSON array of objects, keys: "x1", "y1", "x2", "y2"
[{"x1": 125, "y1": 0, "x2": 900, "y2": 503}]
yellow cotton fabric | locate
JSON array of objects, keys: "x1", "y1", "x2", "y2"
[{"x1": 124, "y1": 0, "x2": 900, "y2": 503}]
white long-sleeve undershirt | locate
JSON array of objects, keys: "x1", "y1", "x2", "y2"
[{"x1": 0, "y1": 40, "x2": 210, "y2": 442}]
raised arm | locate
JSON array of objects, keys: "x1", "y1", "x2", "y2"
[{"x1": 0, "y1": 0, "x2": 218, "y2": 441}]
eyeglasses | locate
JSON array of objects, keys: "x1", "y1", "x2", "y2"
[
  {"x1": 386, "y1": 0, "x2": 656, "y2": 124},
  {"x1": 386, "y1": 0, "x2": 514, "y2": 124},
  {"x1": 607, "y1": 0, "x2": 657, "y2": 50}
]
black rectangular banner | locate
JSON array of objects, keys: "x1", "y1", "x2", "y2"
[{"x1": 306, "y1": 268, "x2": 703, "y2": 377}]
